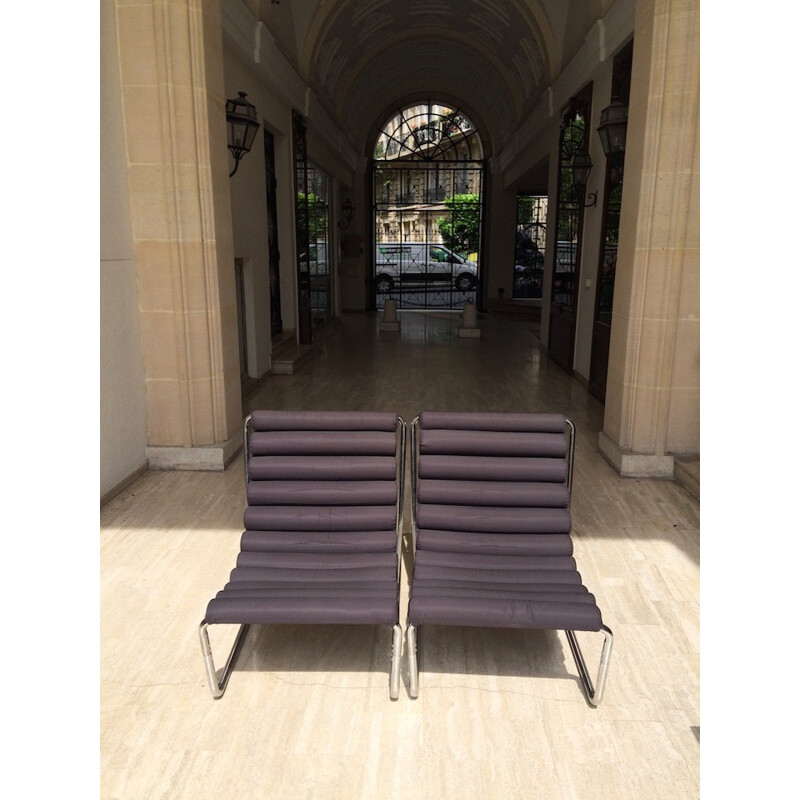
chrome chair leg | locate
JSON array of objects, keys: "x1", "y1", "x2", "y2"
[
  {"x1": 406, "y1": 624, "x2": 419, "y2": 699},
  {"x1": 390, "y1": 624, "x2": 402, "y2": 700},
  {"x1": 199, "y1": 621, "x2": 249, "y2": 699},
  {"x1": 565, "y1": 625, "x2": 614, "y2": 707}
]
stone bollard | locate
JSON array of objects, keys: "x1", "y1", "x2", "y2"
[
  {"x1": 379, "y1": 298, "x2": 400, "y2": 331},
  {"x1": 458, "y1": 302, "x2": 481, "y2": 338}
]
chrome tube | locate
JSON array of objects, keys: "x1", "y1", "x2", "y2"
[
  {"x1": 395, "y1": 416, "x2": 408, "y2": 580},
  {"x1": 406, "y1": 624, "x2": 419, "y2": 699},
  {"x1": 199, "y1": 621, "x2": 250, "y2": 699},
  {"x1": 565, "y1": 417, "x2": 576, "y2": 499},
  {"x1": 390, "y1": 624, "x2": 403, "y2": 700},
  {"x1": 410, "y1": 416, "x2": 420, "y2": 554},
  {"x1": 243, "y1": 415, "x2": 253, "y2": 486},
  {"x1": 565, "y1": 625, "x2": 613, "y2": 707}
]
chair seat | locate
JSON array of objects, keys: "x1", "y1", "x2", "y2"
[{"x1": 205, "y1": 589, "x2": 399, "y2": 626}]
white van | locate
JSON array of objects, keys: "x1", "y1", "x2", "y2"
[{"x1": 375, "y1": 242, "x2": 478, "y2": 292}]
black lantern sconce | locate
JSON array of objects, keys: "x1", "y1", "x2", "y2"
[
  {"x1": 226, "y1": 92, "x2": 260, "y2": 177},
  {"x1": 597, "y1": 97, "x2": 628, "y2": 182},
  {"x1": 570, "y1": 151, "x2": 597, "y2": 207},
  {"x1": 338, "y1": 198, "x2": 355, "y2": 230}
]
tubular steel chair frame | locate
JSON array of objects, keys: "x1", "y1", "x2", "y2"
[
  {"x1": 200, "y1": 412, "x2": 407, "y2": 699},
  {"x1": 405, "y1": 413, "x2": 613, "y2": 707}
]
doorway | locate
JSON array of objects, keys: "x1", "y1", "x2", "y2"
[
  {"x1": 589, "y1": 40, "x2": 633, "y2": 402},
  {"x1": 548, "y1": 84, "x2": 593, "y2": 373},
  {"x1": 372, "y1": 102, "x2": 484, "y2": 310}
]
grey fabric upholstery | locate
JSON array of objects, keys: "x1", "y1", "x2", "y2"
[
  {"x1": 200, "y1": 410, "x2": 405, "y2": 697},
  {"x1": 205, "y1": 410, "x2": 402, "y2": 626},
  {"x1": 406, "y1": 412, "x2": 612, "y2": 703}
]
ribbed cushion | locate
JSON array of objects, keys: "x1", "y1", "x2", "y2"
[
  {"x1": 416, "y1": 504, "x2": 572, "y2": 533},
  {"x1": 250, "y1": 410, "x2": 397, "y2": 432},
  {"x1": 205, "y1": 593, "x2": 398, "y2": 625},
  {"x1": 240, "y1": 530, "x2": 397, "y2": 553},
  {"x1": 204, "y1": 410, "x2": 401, "y2": 629},
  {"x1": 244, "y1": 505, "x2": 397, "y2": 531},
  {"x1": 416, "y1": 530, "x2": 573, "y2": 556},
  {"x1": 249, "y1": 455, "x2": 396, "y2": 481},
  {"x1": 235, "y1": 551, "x2": 397, "y2": 571},
  {"x1": 247, "y1": 480, "x2": 397, "y2": 506},
  {"x1": 418, "y1": 455, "x2": 567, "y2": 483},
  {"x1": 250, "y1": 430, "x2": 396, "y2": 456},
  {"x1": 419, "y1": 411, "x2": 567, "y2": 433},
  {"x1": 420, "y1": 429, "x2": 567, "y2": 458},
  {"x1": 417, "y1": 479, "x2": 569, "y2": 507},
  {"x1": 408, "y1": 594, "x2": 602, "y2": 630},
  {"x1": 408, "y1": 411, "x2": 604, "y2": 634}
]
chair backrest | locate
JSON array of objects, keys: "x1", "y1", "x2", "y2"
[
  {"x1": 412, "y1": 411, "x2": 574, "y2": 550},
  {"x1": 243, "y1": 410, "x2": 406, "y2": 575}
]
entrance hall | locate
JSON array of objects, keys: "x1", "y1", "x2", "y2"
[{"x1": 100, "y1": 310, "x2": 700, "y2": 799}]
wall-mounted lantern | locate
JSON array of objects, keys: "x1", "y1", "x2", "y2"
[
  {"x1": 338, "y1": 198, "x2": 355, "y2": 230},
  {"x1": 226, "y1": 92, "x2": 260, "y2": 177},
  {"x1": 597, "y1": 98, "x2": 628, "y2": 181},
  {"x1": 570, "y1": 151, "x2": 597, "y2": 207}
]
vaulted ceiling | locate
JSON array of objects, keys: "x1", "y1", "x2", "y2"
[{"x1": 243, "y1": 0, "x2": 614, "y2": 155}]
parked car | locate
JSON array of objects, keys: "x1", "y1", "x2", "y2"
[{"x1": 375, "y1": 242, "x2": 477, "y2": 291}]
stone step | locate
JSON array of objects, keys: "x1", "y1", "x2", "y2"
[
  {"x1": 675, "y1": 457, "x2": 699, "y2": 501},
  {"x1": 271, "y1": 336, "x2": 315, "y2": 375}
]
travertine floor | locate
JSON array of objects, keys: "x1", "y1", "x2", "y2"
[{"x1": 100, "y1": 311, "x2": 700, "y2": 799}]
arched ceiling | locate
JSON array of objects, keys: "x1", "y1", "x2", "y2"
[{"x1": 249, "y1": 0, "x2": 613, "y2": 156}]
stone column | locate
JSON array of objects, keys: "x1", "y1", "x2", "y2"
[
  {"x1": 599, "y1": 0, "x2": 699, "y2": 478},
  {"x1": 115, "y1": 0, "x2": 242, "y2": 469}
]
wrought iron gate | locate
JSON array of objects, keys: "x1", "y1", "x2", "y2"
[{"x1": 372, "y1": 103, "x2": 484, "y2": 310}]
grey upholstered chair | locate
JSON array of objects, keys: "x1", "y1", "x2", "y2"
[
  {"x1": 405, "y1": 411, "x2": 613, "y2": 706},
  {"x1": 199, "y1": 410, "x2": 406, "y2": 699}
]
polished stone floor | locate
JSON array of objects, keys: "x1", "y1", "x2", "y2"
[{"x1": 100, "y1": 311, "x2": 700, "y2": 799}]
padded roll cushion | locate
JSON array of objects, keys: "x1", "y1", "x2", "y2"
[
  {"x1": 417, "y1": 479, "x2": 568, "y2": 507},
  {"x1": 416, "y1": 529, "x2": 573, "y2": 556},
  {"x1": 250, "y1": 430, "x2": 396, "y2": 456},
  {"x1": 235, "y1": 551, "x2": 397, "y2": 571},
  {"x1": 250, "y1": 410, "x2": 397, "y2": 432},
  {"x1": 408, "y1": 593, "x2": 602, "y2": 631},
  {"x1": 416, "y1": 504, "x2": 572, "y2": 533},
  {"x1": 240, "y1": 530, "x2": 397, "y2": 553},
  {"x1": 247, "y1": 480, "x2": 397, "y2": 506},
  {"x1": 419, "y1": 411, "x2": 567, "y2": 433},
  {"x1": 418, "y1": 455, "x2": 567, "y2": 483},
  {"x1": 420, "y1": 429, "x2": 567, "y2": 458},
  {"x1": 249, "y1": 455, "x2": 397, "y2": 481},
  {"x1": 205, "y1": 592, "x2": 398, "y2": 625},
  {"x1": 244, "y1": 505, "x2": 397, "y2": 532}
]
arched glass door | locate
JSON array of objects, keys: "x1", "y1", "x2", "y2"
[{"x1": 372, "y1": 102, "x2": 484, "y2": 310}]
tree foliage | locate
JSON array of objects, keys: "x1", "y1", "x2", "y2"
[
  {"x1": 436, "y1": 193, "x2": 480, "y2": 255},
  {"x1": 296, "y1": 192, "x2": 328, "y2": 242}
]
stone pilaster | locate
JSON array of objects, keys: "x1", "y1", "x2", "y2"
[
  {"x1": 600, "y1": 0, "x2": 699, "y2": 478},
  {"x1": 115, "y1": 0, "x2": 242, "y2": 469}
]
